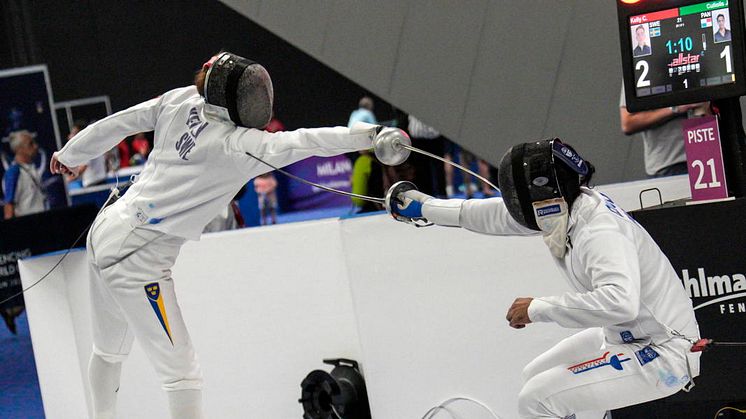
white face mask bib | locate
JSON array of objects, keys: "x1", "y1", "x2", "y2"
[{"x1": 532, "y1": 198, "x2": 569, "y2": 258}]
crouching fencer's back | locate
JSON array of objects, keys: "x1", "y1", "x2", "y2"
[{"x1": 564, "y1": 188, "x2": 699, "y2": 345}]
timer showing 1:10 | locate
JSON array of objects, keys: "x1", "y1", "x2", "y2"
[{"x1": 666, "y1": 37, "x2": 694, "y2": 54}]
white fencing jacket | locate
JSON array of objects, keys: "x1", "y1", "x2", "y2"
[
  {"x1": 57, "y1": 86, "x2": 376, "y2": 240},
  {"x1": 422, "y1": 187, "x2": 700, "y2": 346}
]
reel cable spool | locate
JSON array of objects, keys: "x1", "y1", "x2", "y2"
[{"x1": 299, "y1": 358, "x2": 371, "y2": 419}]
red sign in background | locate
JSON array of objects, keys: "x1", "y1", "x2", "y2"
[{"x1": 682, "y1": 115, "x2": 728, "y2": 201}]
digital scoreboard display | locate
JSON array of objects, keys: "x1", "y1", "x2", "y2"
[{"x1": 619, "y1": 0, "x2": 746, "y2": 112}]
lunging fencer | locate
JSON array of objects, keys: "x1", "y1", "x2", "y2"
[
  {"x1": 50, "y1": 52, "x2": 390, "y2": 419},
  {"x1": 386, "y1": 139, "x2": 701, "y2": 418}
]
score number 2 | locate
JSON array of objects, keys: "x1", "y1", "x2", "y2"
[
  {"x1": 691, "y1": 158, "x2": 722, "y2": 190},
  {"x1": 636, "y1": 60, "x2": 650, "y2": 88}
]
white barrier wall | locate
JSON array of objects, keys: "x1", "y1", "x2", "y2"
[
  {"x1": 19, "y1": 176, "x2": 690, "y2": 419},
  {"x1": 20, "y1": 219, "x2": 365, "y2": 419}
]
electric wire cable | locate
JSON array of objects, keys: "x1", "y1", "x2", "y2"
[
  {"x1": 713, "y1": 406, "x2": 746, "y2": 418},
  {"x1": 245, "y1": 151, "x2": 385, "y2": 204},
  {"x1": 421, "y1": 396, "x2": 503, "y2": 419},
  {"x1": 0, "y1": 174, "x2": 121, "y2": 306},
  {"x1": 0, "y1": 224, "x2": 89, "y2": 306}
]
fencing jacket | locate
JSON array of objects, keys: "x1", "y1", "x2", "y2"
[
  {"x1": 422, "y1": 187, "x2": 700, "y2": 346},
  {"x1": 56, "y1": 86, "x2": 376, "y2": 240}
]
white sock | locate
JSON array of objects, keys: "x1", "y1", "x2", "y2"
[
  {"x1": 168, "y1": 389, "x2": 203, "y2": 419},
  {"x1": 88, "y1": 353, "x2": 122, "y2": 419}
]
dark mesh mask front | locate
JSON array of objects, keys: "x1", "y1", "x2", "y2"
[
  {"x1": 498, "y1": 139, "x2": 586, "y2": 230},
  {"x1": 205, "y1": 53, "x2": 274, "y2": 129},
  {"x1": 235, "y1": 64, "x2": 273, "y2": 129}
]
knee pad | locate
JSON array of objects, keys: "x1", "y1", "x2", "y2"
[
  {"x1": 517, "y1": 386, "x2": 537, "y2": 418},
  {"x1": 518, "y1": 381, "x2": 555, "y2": 418},
  {"x1": 162, "y1": 377, "x2": 203, "y2": 392},
  {"x1": 92, "y1": 345, "x2": 129, "y2": 364},
  {"x1": 521, "y1": 359, "x2": 543, "y2": 383}
]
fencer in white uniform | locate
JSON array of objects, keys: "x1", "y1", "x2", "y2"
[
  {"x1": 50, "y1": 52, "x2": 386, "y2": 419},
  {"x1": 387, "y1": 139, "x2": 700, "y2": 418}
]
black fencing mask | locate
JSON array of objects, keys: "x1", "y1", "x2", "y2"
[
  {"x1": 203, "y1": 52, "x2": 273, "y2": 129},
  {"x1": 497, "y1": 138, "x2": 594, "y2": 231}
]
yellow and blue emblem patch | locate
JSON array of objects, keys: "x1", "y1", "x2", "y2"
[{"x1": 145, "y1": 282, "x2": 173, "y2": 345}]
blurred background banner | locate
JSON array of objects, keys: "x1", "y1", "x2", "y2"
[
  {"x1": 0, "y1": 205, "x2": 98, "y2": 331},
  {"x1": 278, "y1": 155, "x2": 353, "y2": 211},
  {"x1": 0, "y1": 65, "x2": 66, "y2": 208}
]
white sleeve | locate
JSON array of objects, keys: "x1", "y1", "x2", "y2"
[
  {"x1": 423, "y1": 197, "x2": 536, "y2": 235},
  {"x1": 228, "y1": 125, "x2": 375, "y2": 168},
  {"x1": 56, "y1": 96, "x2": 162, "y2": 167},
  {"x1": 527, "y1": 225, "x2": 641, "y2": 328}
]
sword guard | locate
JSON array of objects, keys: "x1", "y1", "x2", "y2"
[
  {"x1": 384, "y1": 181, "x2": 432, "y2": 227},
  {"x1": 373, "y1": 128, "x2": 411, "y2": 166}
]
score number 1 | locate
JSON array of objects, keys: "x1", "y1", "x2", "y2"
[{"x1": 721, "y1": 45, "x2": 732, "y2": 73}]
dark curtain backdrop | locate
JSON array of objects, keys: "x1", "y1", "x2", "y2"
[{"x1": 0, "y1": 0, "x2": 395, "y2": 130}]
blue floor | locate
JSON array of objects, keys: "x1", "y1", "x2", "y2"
[{"x1": 0, "y1": 311, "x2": 45, "y2": 418}]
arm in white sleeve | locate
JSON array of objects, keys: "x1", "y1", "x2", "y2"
[
  {"x1": 422, "y1": 197, "x2": 536, "y2": 235},
  {"x1": 229, "y1": 123, "x2": 376, "y2": 168},
  {"x1": 527, "y1": 226, "x2": 641, "y2": 328},
  {"x1": 56, "y1": 96, "x2": 162, "y2": 167}
]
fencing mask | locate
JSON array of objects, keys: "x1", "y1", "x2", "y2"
[
  {"x1": 497, "y1": 139, "x2": 594, "y2": 256},
  {"x1": 202, "y1": 52, "x2": 273, "y2": 129}
]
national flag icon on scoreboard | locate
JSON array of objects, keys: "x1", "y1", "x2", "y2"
[
  {"x1": 701, "y1": 17, "x2": 712, "y2": 28},
  {"x1": 649, "y1": 27, "x2": 661, "y2": 37}
]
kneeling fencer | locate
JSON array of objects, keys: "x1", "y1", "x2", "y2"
[
  {"x1": 50, "y1": 52, "x2": 391, "y2": 419},
  {"x1": 387, "y1": 139, "x2": 700, "y2": 418}
]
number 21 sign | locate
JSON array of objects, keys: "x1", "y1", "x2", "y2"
[{"x1": 682, "y1": 115, "x2": 728, "y2": 201}]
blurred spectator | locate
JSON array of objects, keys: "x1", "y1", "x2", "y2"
[
  {"x1": 3, "y1": 130, "x2": 47, "y2": 219},
  {"x1": 130, "y1": 132, "x2": 151, "y2": 166},
  {"x1": 203, "y1": 186, "x2": 246, "y2": 233},
  {"x1": 351, "y1": 150, "x2": 386, "y2": 213},
  {"x1": 407, "y1": 115, "x2": 446, "y2": 196},
  {"x1": 349, "y1": 97, "x2": 385, "y2": 212},
  {"x1": 66, "y1": 120, "x2": 107, "y2": 187},
  {"x1": 113, "y1": 139, "x2": 131, "y2": 170},
  {"x1": 255, "y1": 116, "x2": 285, "y2": 223},
  {"x1": 443, "y1": 141, "x2": 495, "y2": 198},
  {"x1": 347, "y1": 96, "x2": 377, "y2": 127},
  {"x1": 254, "y1": 173, "x2": 278, "y2": 224},
  {"x1": 619, "y1": 83, "x2": 709, "y2": 177}
]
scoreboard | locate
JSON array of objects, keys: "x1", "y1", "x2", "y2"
[{"x1": 619, "y1": 0, "x2": 746, "y2": 112}]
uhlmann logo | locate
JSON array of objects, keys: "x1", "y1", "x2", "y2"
[{"x1": 681, "y1": 268, "x2": 746, "y2": 314}]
